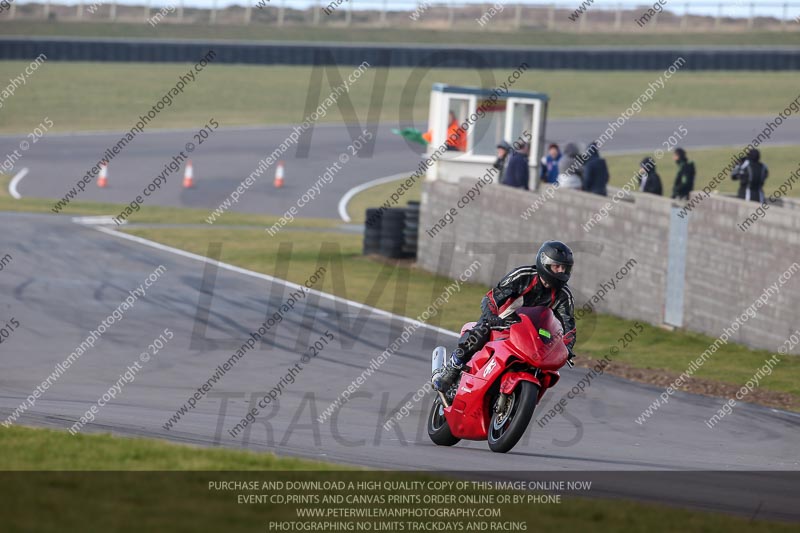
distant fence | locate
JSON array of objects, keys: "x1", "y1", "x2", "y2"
[
  {"x1": 2, "y1": 1, "x2": 800, "y2": 32},
  {"x1": 1, "y1": 37, "x2": 799, "y2": 70}
]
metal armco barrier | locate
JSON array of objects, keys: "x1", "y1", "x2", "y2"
[{"x1": 1, "y1": 38, "x2": 799, "y2": 70}]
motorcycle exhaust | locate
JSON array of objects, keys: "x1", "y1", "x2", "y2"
[
  {"x1": 431, "y1": 347, "x2": 450, "y2": 408},
  {"x1": 431, "y1": 346, "x2": 447, "y2": 374}
]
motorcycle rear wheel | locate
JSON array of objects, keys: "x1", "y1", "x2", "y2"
[
  {"x1": 487, "y1": 381, "x2": 539, "y2": 453},
  {"x1": 427, "y1": 395, "x2": 460, "y2": 446}
]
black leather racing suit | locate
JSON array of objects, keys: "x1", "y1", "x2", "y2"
[{"x1": 452, "y1": 265, "x2": 576, "y2": 366}]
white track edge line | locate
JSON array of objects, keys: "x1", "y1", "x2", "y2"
[
  {"x1": 8, "y1": 167, "x2": 28, "y2": 199},
  {"x1": 92, "y1": 226, "x2": 459, "y2": 339},
  {"x1": 337, "y1": 172, "x2": 413, "y2": 222}
]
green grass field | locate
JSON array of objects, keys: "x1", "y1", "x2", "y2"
[
  {"x1": 2, "y1": 61, "x2": 800, "y2": 134},
  {"x1": 1, "y1": 426, "x2": 795, "y2": 533},
  {"x1": 0, "y1": 424, "x2": 338, "y2": 470},
  {"x1": 4, "y1": 20, "x2": 800, "y2": 46}
]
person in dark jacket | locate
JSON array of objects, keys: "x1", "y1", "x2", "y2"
[
  {"x1": 638, "y1": 157, "x2": 663, "y2": 196},
  {"x1": 433, "y1": 241, "x2": 577, "y2": 392},
  {"x1": 671, "y1": 148, "x2": 696, "y2": 200},
  {"x1": 502, "y1": 142, "x2": 530, "y2": 189},
  {"x1": 539, "y1": 144, "x2": 561, "y2": 184},
  {"x1": 732, "y1": 149, "x2": 768, "y2": 203},
  {"x1": 730, "y1": 155, "x2": 746, "y2": 195},
  {"x1": 493, "y1": 140, "x2": 512, "y2": 176},
  {"x1": 581, "y1": 142, "x2": 609, "y2": 196}
]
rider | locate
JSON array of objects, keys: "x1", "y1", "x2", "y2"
[{"x1": 433, "y1": 241, "x2": 577, "y2": 391}]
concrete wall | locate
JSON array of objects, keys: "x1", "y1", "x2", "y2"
[
  {"x1": 417, "y1": 179, "x2": 800, "y2": 354},
  {"x1": 683, "y1": 193, "x2": 800, "y2": 352}
]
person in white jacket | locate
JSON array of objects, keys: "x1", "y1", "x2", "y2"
[{"x1": 557, "y1": 142, "x2": 583, "y2": 190}]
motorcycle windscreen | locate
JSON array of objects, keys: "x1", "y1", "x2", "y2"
[{"x1": 508, "y1": 307, "x2": 568, "y2": 370}]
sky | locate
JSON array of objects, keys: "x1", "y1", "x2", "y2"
[{"x1": 10, "y1": 0, "x2": 799, "y2": 20}]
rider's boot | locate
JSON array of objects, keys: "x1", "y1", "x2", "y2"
[{"x1": 432, "y1": 350, "x2": 466, "y2": 392}]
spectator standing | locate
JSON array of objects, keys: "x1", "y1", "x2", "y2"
[
  {"x1": 557, "y1": 142, "x2": 583, "y2": 190},
  {"x1": 503, "y1": 142, "x2": 530, "y2": 189},
  {"x1": 671, "y1": 147, "x2": 696, "y2": 200},
  {"x1": 732, "y1": 149, "x2": 768, "y2": 203},
  {"x1": 638, "y1": 157, "x2": 663, "y2": 196},
  {"x1": 493, "y1": 140, "x2": 512, "y2": 176},
  {"x1": 731, "y1": 156, "x2": 746, "y2": 184},
  {"x1": 539, "y1": 144, "x2": 561, "y2": 184},
  {"x1": 581, "y1": 142, "x2": 609, "y2": 196}
]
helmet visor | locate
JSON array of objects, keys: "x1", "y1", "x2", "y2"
[{"x1": 540, "y1": 254, "x2": 572, "y2": 278}]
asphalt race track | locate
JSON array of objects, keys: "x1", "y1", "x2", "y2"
[
  {"x1": 0, "y1": 212, "x2": 798, "y2": 520},
  {"x1": 4, "y1": 115, "x2": 800, "y2": 219}
]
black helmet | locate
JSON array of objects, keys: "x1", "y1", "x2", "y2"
[{"x1": 536, "y1": 241, "x2": 574, "y2": 290}]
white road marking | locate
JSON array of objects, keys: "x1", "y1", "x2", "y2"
[
  {"x1": 8, "y1": 167, "x2": 28, "y2": 199},
  {"x1": 337, "y1": 172, "x2": 412, "y2": 223},
  {"x1": 90, "y1": 225, "x2": 459, "y2": 339},
  {"x1": 71, "y1": 215, "x2": 122, "y2": 226}
]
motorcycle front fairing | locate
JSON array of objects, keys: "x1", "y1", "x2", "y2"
[
  {"x1": 508, "y1": 307, "x2": 569, "y2": 370},
  {"x1": 444, "y1": 336, "x2": 542, "y2": 440},
  {"x1": 443, "y1": 307, "x2": 567, "y2": 439}
]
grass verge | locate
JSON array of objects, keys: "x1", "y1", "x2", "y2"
[
  {"x1": 0, "y1": 426, "x2": 795, "y2": 533},
  {"x1": 0, "y1": 424, "x2": 339, "y2": 470},
  {"x1": 2, "y1": 61, "x2": 800, "y2": 133}
]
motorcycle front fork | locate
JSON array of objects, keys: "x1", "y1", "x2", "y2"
[
  {"x1": 437, "y1": 391, "x2": 450, "y2": 408},
  {"x1": 494, "y1": 393, "x2": 509, "y2": 414}
]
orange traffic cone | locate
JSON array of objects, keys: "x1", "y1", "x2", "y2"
[
  {"x1": 274, "y1": 161, "x2": 284, "y2": 188},
  {"x1": 97, "y1": 163, "x2": 108, "y2": 188},
  {"x1": 182, "y1": 160, "x2": 194, "y2": 188}
]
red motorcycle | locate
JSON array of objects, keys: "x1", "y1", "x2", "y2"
[{"x1": 428, "y1": 306, "x2": 571, "y2": 453}]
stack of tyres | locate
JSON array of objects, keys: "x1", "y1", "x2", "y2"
[
  {"x1": 379, "y1": 208, "x2": 407, "y2": 259},
  {"x1": 363, "y1": 208, "x2": 383, "y2": 255},
  {"x1": 403, "y1": 201, "x2": 420, "y2": 259}
]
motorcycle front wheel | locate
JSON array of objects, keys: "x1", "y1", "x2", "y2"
[
  {"x1": 487, "y1": 381, "x2": 540, "y2": 453},
  {"x1": 427, "y1": 395, "x2": 460, "y2": 446}
]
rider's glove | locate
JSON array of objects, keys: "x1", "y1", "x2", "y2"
[
  {"x1": 483, "y1": 314, "x2": 507, "y2": 329},
  {"x1": 484, "y1": 313, "x2": 518, "y2": 329}
]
